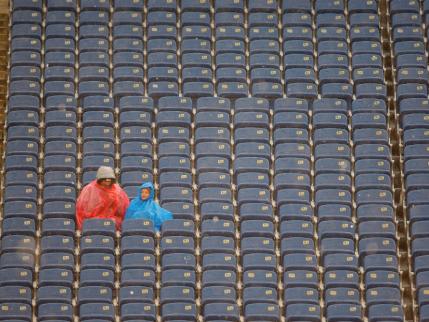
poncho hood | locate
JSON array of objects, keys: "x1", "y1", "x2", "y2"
[
  {"x1": 124, "y1": 181, "x2": 173, "y2": 231},
  {"x1": 139, "y1": 182, "x2": 155, "y2": 200}
]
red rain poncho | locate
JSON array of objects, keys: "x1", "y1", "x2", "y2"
[{"x1": 76, "y1": 180, "x2": 130, "y2": 230}]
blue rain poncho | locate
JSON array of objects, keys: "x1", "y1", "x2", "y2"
[{"x1": 124, "y1": 182, "x2": 173, "y2": 231}]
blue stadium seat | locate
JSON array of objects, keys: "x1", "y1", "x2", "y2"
[
  {"x1": 314, "y1": 173, "x2": 351, "y2": 191},
  {"x1": 201, "y1": 285, "x2": 235, "y2": 307},
  {"x1": 44, "y1": 154, "x2": 76, "y2": 171},
  {"x1": 80, "y1": 268, "x2": 114, "y2": 288},
  {"x1": 162, "y1": 202, "x2": 195, "y2": 221},
  {"x1": 83, "y1": 141, "x2": 114, "y2": 157},
  {"x1": 365, "y1": 270, "x2": 400, "y2": 289},
  {"x1": 161, "y1": 236, "x2": 195, "y2": 255},
  {"x1": 39, "y1": 252, "x2": 74, "y2": 271},
  {"x1": 195, "y1": 128, "x2": 230, "y2": 145},
  {"x1": 240, "y1": 236, "x2": 275, "y2": 256},
  {"x1": 119, "y1": 285, "x2": 153, "y2": 305},
  {"x1": 198, "y1": 172, "x2": 231, "y2": 189},
  {"x1": 363, "y1": 254, "x2": 398, "y2": 273},
  {"x1": 0, "y1": 302, "x2": 32, "y2": 321},
  {"x1": 162, "y1": 253, "x2": 195, "y2": 272},
  {"x1": 2, "y1": 217, "x2": 35, "y2": 237},
  {"x1": 318, "y1": 54, "x2": 348, "y2": 72},
  {"x1": 42, "y1": 200, "x2": 75, "y2": 220},
  {"x1": 120, "y1": 302, "x2": 156, "y2": 321},
  {"x1": 242, "y1": 253, "x2": 276, "y2": 272},
  {"x1": 40, "y1": 234, "x2": 74, "y2": 254},
  {"x1": 113, "y1": 66, "x2": 143, "y2": 82},
  {"x1": 11, "y1": 24, "x2": 42, "y2": 40},
  {"x1": 79, "y1": 303, "x2": 115, "y2": 322},
  {"x1": 275, "y1": 172, "x2": 310, "y2": 191},
  {"x1": 320, "y1": 238, "x2": 355, "y2": 259},
  {"x1": 82, "y1": 219, "x2": 116, "y2": 237},
  {"x1": 215, "y1": 0, "x2": 244, "y2": 11},
  {"x1": 283, "y1": 270, "x2": 319, "y2": 289},
  {"x1": 37, "y1": 286, "x2": 72, "y2": 305},
  {"x1": 285, "y1": 303, "x2": 320, "y2": 322},
  {"x1": 43, "y1": 185, "x2": 76, "y2": 203},
  {"x1": 283, "y1": 250, "x2": 317, "y2": 271},
  {"x1": 243, "y1": 286, "x2": 277, "y2": 306},
  {"x1": 147, "y1": 11, "x2": 176, "y2": 26},
  {"x1": 323, "y1": 253, "x2": 358, "y2": 272},
  {"x1": 324, "y1": 270, "x2": 359, "y2": 290},
  {"x1": 41, "y1": 218, "x2": 75, "y2": 237},
  {"x1": 121, "y1": 268, "x2": 155, "y2": 287},
  {"x1": 80, "y1": 253, "x2": 114, "y2": 271},
  {"x1": 120, "y1": 142, "x2": 152, "y2": 158},
  {"x1": 280, "y1": 220, "x2": 313, "y2": 239},
  {"x1": 120, "y1": 126, "x2": 151, "y2": 143},
  {"x1": 80, "y1": 235, "x2": 114, "y2": 255},
  {"x1": 0, "y1": 285, "x2": 32, "y2": 305},
  {"x1": 122, "y1": 252, "x2": 155, "y2": 271},
  {"x1": 319, "y1": 220, "x2": 355, "y2": 240},
  {"x1": 239, "y1": 202, "x2": 273, "y2": 222},
  {"x1": 198, "y1": 187, "x2": 232, "y2": 203},
  {"x1": 283, "y1": 287, "x2": 319, "y2": 307},
  {"x1": 77, "y1": 286, "x2": 112, "y2": 306},
  {"x1": 121, "y1": 235, "x2": 155, "y2": 255},
  {"x1": 240, "y1": 220, "x2": 274, "y2": 238},
  {"x1": 274, "y1": 157, "x2": 310, "y2": 175},
  {"x1": 244, "y1": 269, "x2": 277, "y2": 288},
  {"x1": 275, "y1": 141, "x2": 311, "y2": 160},
  {"x1": 162, "y1": 268, "x2": 196, "y2": 288},
  {"x1": 321, "y1": 83, "x2": 353, "y2": 103},
  {"x1": 326, "y1": 304, "x2": 362, "y2": 322},
  {"x1": 367, "y1": 304, "x2": 403, "y2": 322},
  {"x1": 1, "y1": 234, "x2": 36, "y2": 254},
  {"x1": 325, "y1": 287, "x2": 360, "y2": 307},
  {"x1": 3, "y1": 200, "x2": 36, "y2": 220},
  {"x1": 0, "y1": 252, "x2": 35, "y2": 270},
  {"x1": 244, "y1": 303, "x2": 280, "y2": 321},
  {"x1": 38, "y1": 268, "x2": 73, "y2": 288},
  {"x1": 121, "y1": 218, "x2": 155, "y2": 236},
  {"x1": 161, "y1": 219, "x2": 194, "y2": 237},
  {"x1": 203, "y1": 303, "x2": 239, "y2": 322},
  {"x1": 79, "y1": 38, "x2": 107, "y2": 53},
  {"x1": 160, "y1": 285, "x2": 195, "y2": 305}
]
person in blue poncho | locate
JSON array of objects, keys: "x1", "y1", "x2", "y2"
[{"x1": 124, "y1": 182, "x2": 173, "y2": 231}]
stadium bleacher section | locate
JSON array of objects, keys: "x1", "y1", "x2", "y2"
[{"x1": 2, "y1": 0, "x2": 427, "y2": 321}]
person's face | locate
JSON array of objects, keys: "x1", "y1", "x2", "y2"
[
  {"x1": 99, "y1": 178, "x2": 113, "y2": 187},
  {"x1": 141, "y1": 188, "x2": 151, "y2": 200}
]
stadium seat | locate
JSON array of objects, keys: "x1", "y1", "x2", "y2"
[
  {"x1": 80, "y1": 252, "x2": 115, "y2": 271},
  {"x1": 77, "y1": 286, "x2": 112, "y2": 306},
  {"x1": 119, "y1": 285, "x2": 153, "y2": 305},
  {"x1": 120, "y1": 302, "x2": 156, "y2": 321},
  {"x1": 203, "y1": 303, "x2": 239, "y2": 322},
  {"x1": 121, "y1": 268, "x2": 155, "y2": 288},
  {"x1": 38, "y1": 268, "x2": 73, "y2": 288},
  {"x1": 0, "y1": 302, "x2": 32, "y2": 321},
  {"x1": 79, "y1": 303, "x2": 115, "y2": 322},
  {"x1": 37, "y1": 285, "x2": 72, "y2": 306},
  {"x1": 0, "y1": 285, "x2": 32, "y2": 305},
  {"x1": 39, "y1": 250, "x2": 74, "y2": 271}
]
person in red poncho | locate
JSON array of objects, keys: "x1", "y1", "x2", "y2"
[{"x1": 76, "y1": 166, "x2": 130, "y2": 230}]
